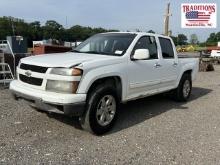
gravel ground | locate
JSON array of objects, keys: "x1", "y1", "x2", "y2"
[{"x1": 1, "y1": 66, "x2": 220, "y2": 164}]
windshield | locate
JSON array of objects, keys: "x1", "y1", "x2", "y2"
[{"x1": 73, "y1": 33, "x2": 137, "y2": 56}]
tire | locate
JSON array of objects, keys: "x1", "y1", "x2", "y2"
[
  {"x1": 172, "y1": 73, "x2": 192, "y2": 102},
  {"x1": 80, "y1": 83, "x2": 118, "y2": 135}
]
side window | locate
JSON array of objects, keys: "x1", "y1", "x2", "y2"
[
  {"x1": 159, "y1": 38, "x2": 174, "y2": 59},
  {"x1": 132, "y1": 36, "x2": 158, "y2": 59}
]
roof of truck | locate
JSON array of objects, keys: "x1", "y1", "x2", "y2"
[{"x1": 102, "y1": 31, "x2": 170, "y2": 39}]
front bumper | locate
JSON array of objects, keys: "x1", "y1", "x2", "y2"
[{"x1": 10, "y1": 80, "x2": 87, "y2": 116}]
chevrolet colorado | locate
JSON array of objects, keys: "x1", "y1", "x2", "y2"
[{"x1": 10, "y1": 32, "x2": 199, "y2": 135}]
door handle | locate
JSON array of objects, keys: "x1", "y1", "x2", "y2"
[
  {"x1": 173, "y1": 62, "x2": 178, "y2": 67},
  {"x1": 154, "y1": 63, "x2": 162, "y2": 68}
]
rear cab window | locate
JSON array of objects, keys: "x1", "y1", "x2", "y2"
[{"x1": 159, "y1": 37, "x2": 175, "y2": 59}]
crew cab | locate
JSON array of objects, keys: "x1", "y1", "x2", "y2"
[{"x1": 10, "y1": 32, "x2": 199, "y2": 135}]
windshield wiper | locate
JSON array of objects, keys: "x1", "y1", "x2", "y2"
[
  {"x1": 70, "y1": 50, "x2": 82, "y2": 53},
  {"x1": 83, "y1": 51, "x2": 112, "y2": 55},
  {"x1": 83, "y1": 51, "x2": 101, "y2": 54},
  {"x1": 72, "y1": 50, "x2": 115, "y2": 56}
]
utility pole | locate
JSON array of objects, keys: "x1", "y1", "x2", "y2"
[
  {"x1": 65, "y1": 16, "x2": 68, "y2": 29},
  {"x1": 164, "y1": 2, "x2": 172, "y2": 36},
  {"x1": 9, "y1": 17, "x2": 15, "y2": 36}
]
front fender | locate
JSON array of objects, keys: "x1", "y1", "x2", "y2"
[{"x1": 77, "y1": 64, "x2": 127, "y2": 100}]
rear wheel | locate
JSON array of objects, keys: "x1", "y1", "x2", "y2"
[
  {"x1": 80, "y1": 84, "x2": 118, "y2": 135},
  {"x1": 172, "y1": 73, "x2": 192, "y2": 102}
]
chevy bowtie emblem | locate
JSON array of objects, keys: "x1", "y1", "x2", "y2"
[{"x1": 25, "y1": 70, "x2": 32, "y2": 77}]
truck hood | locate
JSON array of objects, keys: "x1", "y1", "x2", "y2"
[{"x1": 20, "y1": 52, "x2": 123, "y2": 68}]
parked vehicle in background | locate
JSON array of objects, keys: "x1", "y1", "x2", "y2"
[
  {"x1": 10, "y1": 32, "x2": 199, "y2": 135},
  {"x1": 211, "y1": 50, "x2": 220, "y2": 58}
]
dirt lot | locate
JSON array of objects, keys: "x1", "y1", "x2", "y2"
[{"x1": 1, "y1": 66, "x2": 220, "y2": 164}]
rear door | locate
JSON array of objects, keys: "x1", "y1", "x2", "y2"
[{"x1": 158, "y1": 37, "x2": 178, "y2": 89}]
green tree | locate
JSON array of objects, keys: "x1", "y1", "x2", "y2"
[
  {"x1": 177, "y1": 34, "x2": 188, "y2": 45},
  {"x1": 67, "y1": 25, "x2": 91, "y2": 41},
  {"x1": 190, "y1": 34, "x2": 198, "y2": 45},
  {"x1": 199, "y1": 42, "x2": 206, "y2": 47},
  {"x1": 216, "y1": 32, "x2": 220, "y2": 42},
  {"x1": 0, "y1": 17, "x2": 29, "y2": 39},
  {"x1": 0, "y1": 16, "x2": 120, "y2": 46},
  {"x1": 206, "y1": 33, "x2": 217, "y2": 46},
  {"x1": 171, "y1": 36, "x2": 178, "y2": 46},
  {"x1": 42, "y1": 20, "x2": 64, "y2": 39},
  {"x1": 13, "y1": 19, "x2": 29, "y2": 36},
  {"x1": 26, "y1": 21, "x2": 43, "y2": 46},
  {"x1": 0, "y1": 17, "x2": 13, "y2": 40},
  {"x1": 147, "y1": 30, "x2": 155, "y2": 34},
  {"x1": 29, "y1": 21, "x2": 42, "y2": 40},
  {"x1": 67, "y1": 25, "x2": 117, "y2": 41}
]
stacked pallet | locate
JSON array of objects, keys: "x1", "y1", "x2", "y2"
[{"x1": 199, "y1": 58, "x2": 214, "y2": 72}]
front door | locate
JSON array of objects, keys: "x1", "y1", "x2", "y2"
[{"x1": 127, "y1": 36, "x2": 163, "y2": 100}]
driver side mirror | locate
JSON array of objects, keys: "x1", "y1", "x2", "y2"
[{"x1": 132, "y1": 49, "x2": 150, "y2": 60}]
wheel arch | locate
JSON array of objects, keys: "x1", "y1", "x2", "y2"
[
  {"x1": 175, "y1": 69, "x2": 193, "y2": 87},
  {"x1": 86, "y1": 76, "x2": 123, "y2": 102},
  {"x1": 182, "y1": 69, "x2": 192, "y2": 78}
]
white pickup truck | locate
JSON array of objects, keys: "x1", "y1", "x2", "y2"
[{"x1": 10, "y1": 32, "x2": 199, "y2": 135}]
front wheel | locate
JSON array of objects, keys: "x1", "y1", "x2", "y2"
[
  {"x1": 172, "y1": 73, "x2": 192, "y2": 102},
  {"x1": 80, "y1": 84, "x2": 118, "y2": 135}
]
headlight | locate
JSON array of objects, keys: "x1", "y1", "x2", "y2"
[
  {"x1": 46, "y1": 80, "x2": 79, "y2": 94},
  {"x1": 50, "y1": 68, "x2": 83, "y2": 76},
  {"x1": 47, "y1": 68, "x2": 83, "y2": 93}
]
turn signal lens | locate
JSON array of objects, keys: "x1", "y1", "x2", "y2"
[
  {"x1": 72, "y1": 68, "x2": 83, "y2": 76},
  {"x1": 72, "y1": 81, "x2": 80, "y2": 93}
]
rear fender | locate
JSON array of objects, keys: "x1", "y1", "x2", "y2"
[{"x1": 175, "y1": 62, "x2": 198, "y2": 87}]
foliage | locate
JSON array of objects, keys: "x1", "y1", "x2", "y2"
[
  {"x1": 42, "y1": 20, "x2": 64, "y2": 40},
  {"x1": 176, "y1": 34, "x2": 188, "y2": 46},
  {"x1": 147, "y1": 30, "x2": 155, "y2": 34},
  {"x1": 170, "y1": 36, "x2": 178, "y2": 45},
  {"x1": 190, "y1": 34, "x2": 198, "y2": 45},
  {"x1": 171, "y1": 34, "x2": 188, "y2": 46},
  {"x1": 0, "y1": 16, "x2": 118, "y2": 47},
  {"x1": 0, "y1": 16, "x2": 29, "y2": 40},
  {"x1": 0, "y1": 16, "x2": 219, "y2": 48},
  {"x1": 206, "y1": 32, "x2": 220, "y2": 46}
]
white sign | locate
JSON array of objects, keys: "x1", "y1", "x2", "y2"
[{"x1": 181, "y1": 3, "x2": 217, "y2": 28}]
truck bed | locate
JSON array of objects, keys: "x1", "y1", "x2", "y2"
[{"x1": 178, "y1": 52, "x2": 200, "y2": 58}]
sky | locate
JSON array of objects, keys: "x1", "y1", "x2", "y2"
[{"x1": 0, "y1": 0, "x2": 219, "y2": 42}]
